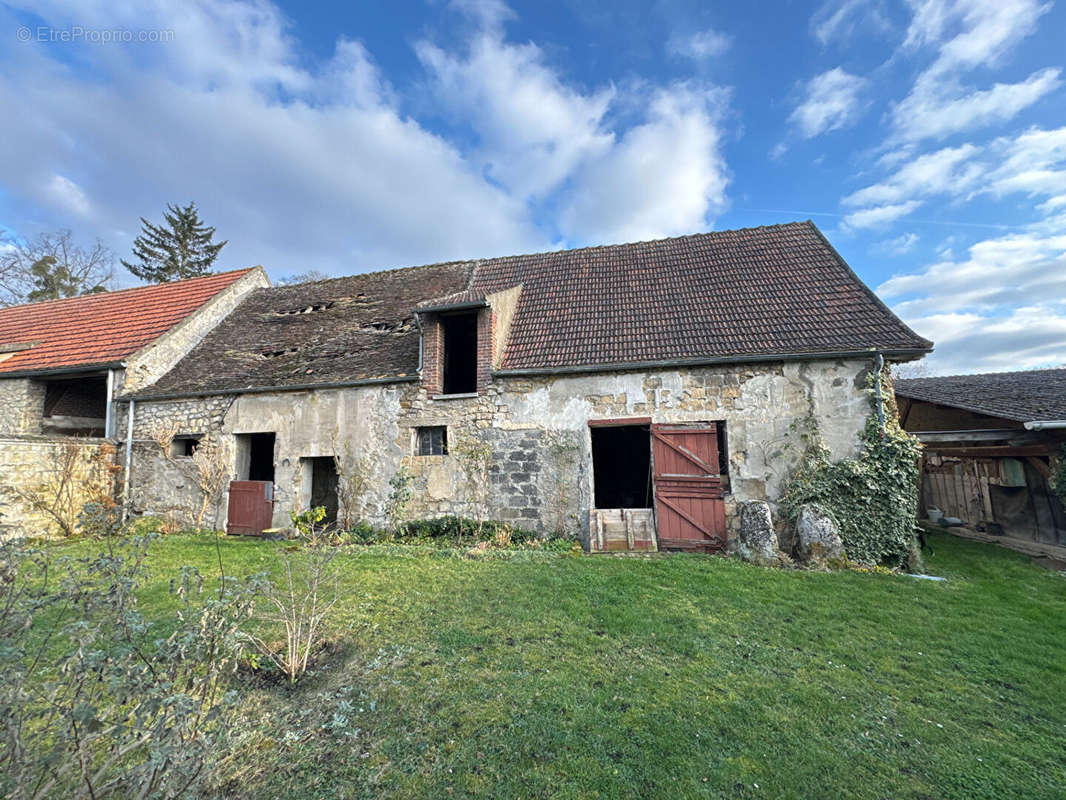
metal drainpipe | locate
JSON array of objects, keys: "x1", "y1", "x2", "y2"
[
  {"x1": 874, "y1": 352, "x2": 886, "y2": 434},
  {"x1": 104, "y1": 369, "x2": 114, "y2": 439},
  {"x1": 414, "y1": 311, "x2": 424, "y2": 375},
  {"x1": 121, "y1": 399, "x2": 135, "y2": 524}
]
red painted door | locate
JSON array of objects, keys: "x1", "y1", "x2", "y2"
[
  {"x1": 227, "y1": 480, "x2": 274, "y2": 534},
  {"x1": 652, "y1": 423, "x2": 726, "y2": 551}
]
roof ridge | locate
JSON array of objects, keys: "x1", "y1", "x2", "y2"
[
  {"x1": 284, "y1": 222, "x2": 813, "y2": 286},
  {"x1": 0, "y1": 267, "x2": 256, "y2": 312}
]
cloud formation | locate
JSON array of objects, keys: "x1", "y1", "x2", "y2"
[{"x1": 0, "y1": 0, "x2": 733, "y2": 278}]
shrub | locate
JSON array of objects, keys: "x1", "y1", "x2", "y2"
[
  {"x1": 245, "y1": 508, "x2": 339, "y2": 684},
  {"x1": 782, "y1": 371, "x2": 922, "y2": 567},
  {"x1": 0, "y1": 535, "x2": 253, "y2": 799}
]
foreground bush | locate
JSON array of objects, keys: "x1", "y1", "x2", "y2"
[{"x1": 0, "y1": 535, "x2": 253, "y2": 799}]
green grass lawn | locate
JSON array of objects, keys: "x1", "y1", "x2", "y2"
[{"x1": 50, "y1": 532, "x2": 1066, "y2": 799}]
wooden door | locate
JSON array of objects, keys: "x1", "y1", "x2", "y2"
[
  {"x1": 227, "y1": 480, "x2": 274, "y2": 534},
  {"x1": 652, "y1": 423, "x2": 726, "y2": 551}
]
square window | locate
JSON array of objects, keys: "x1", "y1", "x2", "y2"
[
  {"x1": 416, "y1": 426, "x2": 447, "y2": 456},
  {"x1": 170, "y1": 435, "x2": 202, "y2": 458}
]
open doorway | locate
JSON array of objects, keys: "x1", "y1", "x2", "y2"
[
  {"x1": 302, "y1": 456, "x2": 339, "y2": 526},
  {"x1": 441, "y1": 311, "x2": 478, "y2": 394},
  {"x1": 235, "y1": 433, "x2": 276, "y2": 483},
  {"x1": 590, "y1": 424, "x2": 652, "y2": 509}
]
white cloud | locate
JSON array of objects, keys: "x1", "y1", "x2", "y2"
[
  {"x1": 844, "y1": 201, "x2": 922, "y2": 229},
  {"x1": 881, "y1": 232, "x2": 919, "y2": 254},
  {"x1": 789, "y1": 68, "x2": 869, "y2": 138},
  {"x1": 669, "y1": 28, "x2": 732, "y2": 60},
  {"x1": 902, "y1": 0, "x2": 1052, "y2": 75},
  {"x1": 890, "y1": 0, "x2": 1058, "y2": 144},
  {"x1": 0, "y1": 0, "x2": 735, "y2": 279},
  {"x1": 44, "y1": 174, "x2": 92, "y2": 218},
  {"x1": 844, "y1": 144, "x2": 980, "y2": 207},
  {"x1": 880, "y1": 230, "x2": 1066, "y2": 315},
  {"x1": 902, "y1": 306, "x2": 1066, "y2": 374},
  {"x1": 416, "y1": 28, "x2": 614, "y2": 201},
  {"x1": 560, "y1": 84, "x2": 730, "y2": 244},
  {"x1": 889, "y1": 68, "x2": 1061, "y2": 144},
  {"x1": 810, "y1": 0, "x2": 892, "y2": 46}
]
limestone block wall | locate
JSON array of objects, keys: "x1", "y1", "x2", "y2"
[
  {"x1": 123, "y1": 357, "x2": 876, "y2": 542},
  {"x1": 0, "y1": 378, "x2": 46, "y2": 434},
  {"x1": 0, "y1": 435, "x2": 117, "y2": 539}
]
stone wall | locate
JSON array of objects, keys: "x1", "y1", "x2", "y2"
[
  {"x1": 121, "y1": 268, "x2": 269, "y2": 393},
  {"x1": 0, "y1": 435, "x2": 118, "y2": 539},
  {"x1": 0, "y1": 378, "x2": 45, "y2": 434},
  {"x1": 123, "y1": 357, "x2": 876, "y2": 543}
]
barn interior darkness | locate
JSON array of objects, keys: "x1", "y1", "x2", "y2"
[
  {"x1": 442, "y1": 311, "x2": 478, "y2": 394},
  {"x1": 591, "y1": 425, "x2": 651, "y2": 509},
  {"x1": 238, "y1": 432, "x2": 276, "y2": 483}
]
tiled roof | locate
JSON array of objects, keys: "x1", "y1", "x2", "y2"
[
  {"x1": 895, "y1": 368, "x2": 1066, "y2": 423},
  {"x1": 132, "y1": 221, "x2": 930, "y2": 398},
  {"x1": 134, "y1": 262, "x2": 474, "y2": 396},
  {"x1": 469, "y1": 221, "x2": 929, "y2": 369},
  {"x1": 0, "y1": 269, "x2": 255, "y2": 376},
  {"x1": 415, "y1": 289, "x2": 488, "y2": 311}
]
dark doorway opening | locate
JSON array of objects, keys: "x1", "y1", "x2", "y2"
[
  {"x1": 442, "y1": 311, "x2": 478, "y2": 394},
  {"x1": 236, "y1": 433, "x2": 276, "y2": 483},
  {"x1": 305, "y1": 457, "x2": 339, "y2": 526},
  {"x1": 591, "y1": 424, "x2": 652, "y2": 509}
]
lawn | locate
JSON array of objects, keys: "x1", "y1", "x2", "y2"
[{"x1": 41, "y1": 532, "x2": 1066, "y2": 798}]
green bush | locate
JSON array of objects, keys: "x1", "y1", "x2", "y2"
[{"x1": 782, "y1": 372, "x2": 923, "y2": 567}]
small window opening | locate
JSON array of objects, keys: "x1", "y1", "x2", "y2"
[
  {"x1": 416, "y1": 426, "x2": 448, "y2": 456},
  {"x1": 591, "y1": 424, "x2": 652, "y2": 509},
  {"x1": 236, "y1": 432, "x2": 276, "y2": 483},
  {"x1": 41, "y1": 376, "x2": 108, "y2": 435},
  {"x1": 170, "y1": 435, "x2": 202, "y2": 458},
  {"x1": 441, "y1": 311, "x2": 478, "y2": 394},
  {"x1": 302, "y1": 456, "x2": 339, "y2": 526}
]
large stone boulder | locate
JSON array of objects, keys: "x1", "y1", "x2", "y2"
[
  {"x1": 736, "y1": 501, "x2": 780, "y2": 566},
  {"x1": 794, "y1": 504, "x2": 845, "y2": 566}
]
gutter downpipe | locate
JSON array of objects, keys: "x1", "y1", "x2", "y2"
[
  {"x1": 414, "y1": 311, "x2": 424, "y2": 376},
  {"x1": 121, "y1": 399, "x2": 135, "y2": 524},
  {"x1": 1024, "y1": 420, "x2": 1066, "y2": 430},
  {"x1": 104, "y1": 369, "x2": 114, "y2": 439},
  {"x1": 874, "y1": 352, "x2": 886, "y2": 434}
]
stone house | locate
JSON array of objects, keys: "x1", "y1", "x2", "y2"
[
  {"x1": 0, "y1": 268, "x2": 268, "y2": 536},
  {"x1": 896, "y1": 369, "x2": 1066, "y2": 548},
  {"x1": 115, "y1": 221, "x2": 931, "y2": 551}
]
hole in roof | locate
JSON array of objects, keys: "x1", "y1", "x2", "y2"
[
  {"x1": 275, "y1": 301, "x2": 336, "y2": 316},
  {"x1": 261, "y1": 347, "x2": 299, "y2": 358}
]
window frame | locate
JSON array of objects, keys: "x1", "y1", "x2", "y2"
[{"x1": 415, "y1": 425, "x2": 448, "y2": 456}]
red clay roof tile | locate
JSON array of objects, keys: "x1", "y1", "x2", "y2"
[{"x1": 0, "y1": 269, "x2": 255, "y2": 375}]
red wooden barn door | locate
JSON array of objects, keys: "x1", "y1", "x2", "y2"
[
  {"x1": 652, "y1": 423, "x2": 726, "y2": 551},
  {"x1": 227, "y1": 480, "x2": 274, "y2": 535}
]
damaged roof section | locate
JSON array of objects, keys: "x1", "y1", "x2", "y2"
[
  {"x1": 130, "y1": 221, "x2": 931, "y2": 398},
  {"x1": 132, "y1": 261, "x2": 475, "y2": 397},
  {"x1": 896, "y1": 368, "x2": 1066, "y2": 423}
]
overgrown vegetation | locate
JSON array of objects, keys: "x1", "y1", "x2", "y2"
[
  {"x1": 783, "y1": 369, "x2": 923, "y2": 567},
  {"x1": 0, "y1": 535, "x2": 254, "y2": 799},
  {"x1": 8, "y1": 530, "x2": 1064, "y2": 799},
  {"x1": 243, "y1": 508, "x2": 339, "y2": 683},
  {"x1": 0, "y1": 442, "x2": 121, "y2": 538}
]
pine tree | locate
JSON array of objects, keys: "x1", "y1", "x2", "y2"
[{"x1": 121, "y1": 202, "x2": 227, "y2": 283}]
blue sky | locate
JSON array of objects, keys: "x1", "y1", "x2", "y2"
[{"x1": 1, "y1": 0, "x2": 1065, "y2": 374}]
